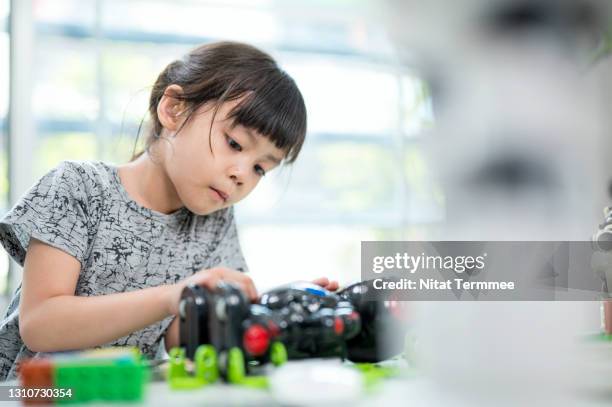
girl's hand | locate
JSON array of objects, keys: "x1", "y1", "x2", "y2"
[
  {"x1": 312, "y1": 277, "x2": 339, "y2": 292},
  {"x1": 166, "y1": 267, "x2": 258, "y2": 315}
]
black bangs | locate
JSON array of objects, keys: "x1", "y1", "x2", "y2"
[{"x1": 227, "y1": 71, "x2": 307, "y2": 164}]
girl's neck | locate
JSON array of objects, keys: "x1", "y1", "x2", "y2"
[{"x1": 117, "y1": 152, "x2": 184, "y2": 215}]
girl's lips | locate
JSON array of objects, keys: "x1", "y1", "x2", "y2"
[{"x1": 210, "y1": 187, "x2": 228, "y2": 202}]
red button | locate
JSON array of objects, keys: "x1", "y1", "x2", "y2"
[
  {"x1": 334, "y1": 317, "x2": 344, "y2": 335},
  {"x1": 243, "y1": 324, "x2": 270, "y2": 356}
]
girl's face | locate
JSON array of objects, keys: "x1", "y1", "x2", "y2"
[{"x1": 159, "y1": 98, "x2": 286, "y2": 216}]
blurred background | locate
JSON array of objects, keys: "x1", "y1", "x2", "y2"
[{"x1": 0, "y1": 0, "x2": 439, "y2": 298}]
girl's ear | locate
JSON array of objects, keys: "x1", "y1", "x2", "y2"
[{"x1": 157, "y1": 84, "x2": 186, "y2": 132}]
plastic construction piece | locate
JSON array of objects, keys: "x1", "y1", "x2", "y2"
[
  {"x1": 19, "y1": 347, "x2": 149, "y2": 405},
  {"x1": 20, "y1": 358, "x2": 54, "y2": 405},
  {"x1": 168, "y1": 343, "x2": 280, "y2": 390},
  {"x1": 270, "y1": 342, "x2": 288, "y2": 366},
  {"x1": 54, "y1": 348, "x2": 148, "y2": 404},
  {"x1": 168, "y1": 348, "x2": 188, "y2": 381},
  {"x1": 226, "y1": 347, "x2": 269, "y2": 389},
  {"x1": 227, "y1": 347, "x2": 246, "y2": 383},
  {"x1": 585, "y1": 332, "x2": 612, "y2": 342},
  {"x1": 353, "y1": 363, "x2": 402, "y2": 391},
  {"x1": 178, "y1": 278, "x2": 408, "y2": 380},
  {"x1": 168, "y1": 345, "x2": 218, "y2": 390},
  {"x1": 194, "y1": 345, "x2": 218, "y2": 383}
]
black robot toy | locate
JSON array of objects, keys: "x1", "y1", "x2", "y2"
[{"x1": 177, "y1": 279, "x2": 406, "y2": 379}]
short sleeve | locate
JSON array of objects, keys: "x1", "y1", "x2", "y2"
[
  {"x1": 211, "y1": 207, "x2": 249, "y2": 273},
  {"x1": 0, "y1": 161, "x2": 91, "y2": 267}
]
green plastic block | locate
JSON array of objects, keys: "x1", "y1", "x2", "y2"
[
  {"x1": 238, "y1": 375, "x2": 269, "y2": 389},
  {"x1": 226, "y1": 347, "x2": 269, "y2": 389},
  {"x1": 227, "y1": 347, "x2": 246, "y2": 384},
  {"x1": 583, "y1": 333, "x2": 612, "y2": 342},
  {"x1": 353, "y1": 363, "x2": 402, "y2": 393},
  {"x1": 54, "y1": 357, "x2": 148, "y2": 404},
  {"x1": 169, "y1": 376, "x2": 206, "y2": 390},
  {"x1": 168, "y1": 346, "x2": 219, "y2": 390},
  {"x1": 168, "y1": 347, "x2": 188, "y2": 380},
  {"x1": 194, "y1": 345, "x2": 218, "y2": 383},
  {"x1": 270, "y1": 342, "x2": 287, "y2": 366}
]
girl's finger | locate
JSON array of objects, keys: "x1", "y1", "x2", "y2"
[
  {"x1": 242, "y1": 276, "x2": 258, "y2": 301},
  {"x1": 312, "y1": 277, "x2": 330, "y2": 287},
  {"x1": 201, "y1": 275, "x2": 221, "y2": 290},
  {"x1": 326, "y1": 280, "x2": 339, "y2": 291}
]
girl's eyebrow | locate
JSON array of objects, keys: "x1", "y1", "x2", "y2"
[
  {"x1": 265, "y1": 154, "x2": 282, "y2": 165},
  {"x1": 240, "y1": 128, "x2": 283, "y2": 164},
  {"x1": 242, "y1": 128, "x2": 257, "y2": 143}
]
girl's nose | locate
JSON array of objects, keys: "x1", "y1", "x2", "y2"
[
  {"x1": 228, "y1": 165, "x2": 245, "y2": 186},
  {"x1": 230, "y1": 174, "x2": 243, "y2": 186}
]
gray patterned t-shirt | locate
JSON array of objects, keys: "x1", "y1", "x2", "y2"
[{"x1": 0, "y1": 160, "x2": 248, "y2": 380}]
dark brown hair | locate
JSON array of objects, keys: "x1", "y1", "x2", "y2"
[{"x1": 134, "y1": 41, "x2": 307, "y2": 163}]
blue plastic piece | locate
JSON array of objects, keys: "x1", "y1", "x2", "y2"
[{"x1": 305, "y1": 287, "x2": 327, "y2": 297}]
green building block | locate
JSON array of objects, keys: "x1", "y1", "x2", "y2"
[
  {"x1": 168, "y1": 345, "x2": 219, "y2": 390},
  {"x1": 194, "y1": 345, "x2": 218, "y2": 383},
  {"x1": 226, "y1": 347, "x2": 269, "y2": 389},
  {"x1": 270, "y1": 342, "x2": 287, "y2": 366},
  {"x1": 168, "y1": 343, "x2": 289, "y2": 391},
  {"x1": 53, "y1": 351, "x2": 148, "y2": 404}
]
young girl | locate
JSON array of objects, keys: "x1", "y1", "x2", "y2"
[{"x1": 0, "y1": 41, "x2": 338, "y2": 380}]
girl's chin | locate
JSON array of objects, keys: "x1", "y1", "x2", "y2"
[
  {"x1": 188, "y1": 206, "x2": 216, "y2": 216},
  {"x1": 185, "y1": 201, "x2": 226, "y2": 216}
]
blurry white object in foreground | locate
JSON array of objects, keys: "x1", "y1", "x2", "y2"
[{"x1": 269, "y1": 359, "x2": 363, "y2": 405}]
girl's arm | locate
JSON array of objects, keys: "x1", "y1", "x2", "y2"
[
  {"x1": 164, "y1": 317, "x2": 179, "y2": 352},
  {"x1": 19, "y1": 239, "x2": 258, "y2": 353},
  {"x1": 19, "y1": 239, "x2": 175, "y2": 352}
]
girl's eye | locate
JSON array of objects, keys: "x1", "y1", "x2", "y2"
[
  {"x1": 254, "y1": 165, "x2": 266, "y2": 177},
  {"x1": 226, "y1": 135, "x2": 242, "y2": 152}
]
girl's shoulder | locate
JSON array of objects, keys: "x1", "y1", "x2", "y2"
[
  {"x1": 12, "y1": 159, "x2": 118, "y2": 227},
  {"x1": 0, "y1": 160, "x2": 116, "y2": 267},
  {"x1": 31, "y1": 160, "x2": 124, "y2": 210},
  {"x1": 44, "y1": 160, "x2": 115, "y2": 192}
]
